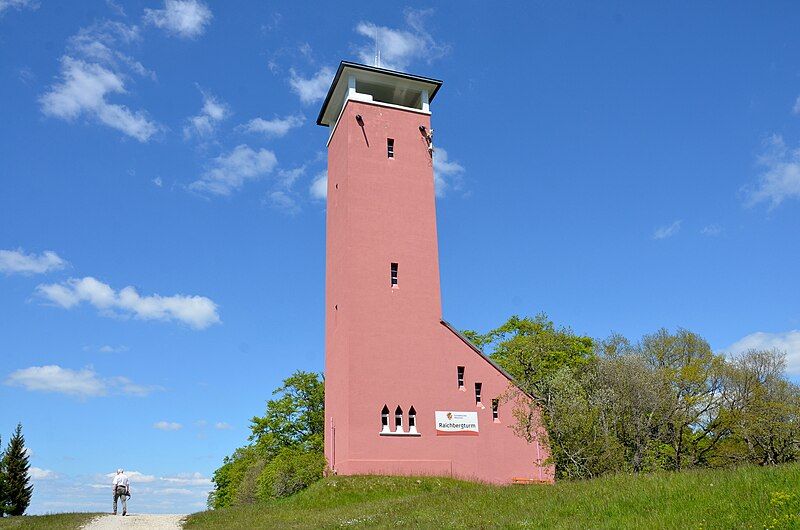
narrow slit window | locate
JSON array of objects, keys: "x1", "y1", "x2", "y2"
[
  {"x1": 457, "y1": 366, "x2": 465, "y2": 389},
  {"x1": 394, "y1": 406, "x2": 403, "y2": 431},
  {"x1": 387, "y1": 138, "x2": 394, "y2": 158},
  {"x1": 391, "y1": 262, "x2": 398, "y2": 286},
  {"x1": 408, "y1": 406, "x2": 417, "y2": 433},
  {"x1": 381, "y1": 405, "x2": 390, "y2": 433},
  {"x1": 475, "y1": 382, "x2": 482, "y2": 405},
  {"x1": 492, "y1": 399, "x2": 499, "y2": 421}
]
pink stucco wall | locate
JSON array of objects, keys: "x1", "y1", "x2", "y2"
[{"x1": 324, "y1": 98, "x2": 554, "y2": 484}]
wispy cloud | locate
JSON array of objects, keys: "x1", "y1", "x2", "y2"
[
  {"x1": 184, "y1": 89, "x2": 229, "y2": 139},
  {"x1": 159, "y1": 472, "x2": 212, "y2": 486},
  {"x1": 0, "y1": 0, "x2": 38, "y2": 15},
  {"x1": 725, "y1": 330, "x2": 800, "y2": 376},
  {"x1": 190, "y1": 144, "x2": 278, "y2": 196},
  {"x1": 154, "y1": 421, "x2": 182, "y2": 431},
  {"x1": 354, "y1": 9, "x2": 449, "y2": 71},
  {"x1": 267, "y1": 190, "x2": 299, "y2": 214},
  {"x1": 433, "y1": 148, "x2": 464, "y2": 198},
  {"x1": 653, "y1": 220, "x2": 682, "y2": 240},
  {"x1": 241, "y1": 115, "x2": 304, "y2": 138},
  {"x1": 29, "y1": 467, "x2": 58, "y2": 480},
  {"x1": 793, "y1": 96, "x2": 800, "y2": 116},
  {"x1": 0, "y1": 249, "x2": 66, "y2": 275},
  {"x1": 105, "y1": 470, "x2": 156, "y2": 483},
  {"x1": 309, "y1": 170, "x2": 327, "y2": 200},
  {"x1": 5, "y1": 365, "x2": 156, "y2": 398},
  {"x1": 36, "y1": 276, "x2": 220, "y2": 329},
  {"x1": 98, "y1": 345, "x2": 129, "y2": 353},
  {"x1": 144, "y1": 0, "x2": 212, "y2": 39},
  {"x1": 214, "y1": 422, "x2": 231, "y2": 430},
  {"x1": 289, "y1": 67, "x2": 333, "y2": 105},
  {"x1": 700, "y1": 224, "x2": 722, "y2": 237},
  {"x1": 39, "y1": 21, "x2": 160, "y2": 142},
  {"x1": 743, "y1": 134, "x2": 800, "y2": 209}
]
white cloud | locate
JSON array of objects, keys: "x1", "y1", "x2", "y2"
[
  {"x1": 241, "y1": 115, "x2": 304, "y2": 138},
  {"x1": 725, "y1": 330, "x2": 800, "y2": 376},
  {"x1": 289, "y1": 67, "x2": 333, "y2": 105},
  {"x1": 36, "y1": 276, "x2": 220, "y2": 329},
  {"x1": 98, "y1": 345, "x2": 129, "y2": 353},
  {"x1": 0, "y1": 249, "x2": 66, "y2": 275},
  {"x1": 29, "y1": 467, "x2": 58, "y2": 480},
  {"x1": 214, "y1": 422, "x2": 231, "y2": 430},
  {"x1": 744, "y1": 135, "x2": 800, "y2": 209},
  {"x1": 433, "y1": 148, "x2": 464, "y2": 198},
  {"x1": 40, "y1": 57, "x2": 158, "y2": 142},
  {"x1": 184, "y1": 90, "x2": 229, "y2": 139},
  {"x1": 156, "y1": 488, "x2": 194, "y2": 495},
  {"x1": 653, "y1": 220, "x2": 682, "y2": 240},
  {"x1": 154, "y1": 421, "x2": 182, "y2": 431},
  {"x1": 105, "y1": 470, "x2": 156, "y2": 483},
  {"x1": 144, "y1": 0, "x2": 212, "y2": 39},
  {"x1": 106, "y1": 0, "x2": 126, "y2": 17},
  {"x1": 309, "y1": 171, "x2": 327, "y2": 200},
  {"x1": 268, "y1": 191, "x2": 300, "y2": 214},
  {"x1": 160, "y1": 472, "x2": 212, "y2": 486},
  {"x1": 0, "y1": 0, "x2": 38, "y2": 15},
  {"x1": 793, "y1": 96, "x2": 800, "y2": 116},
  {"x1": 190, "y1": 144, "x2": 278, "y2": 196},
  {"x1": 153, "y1": 177, "x2": 163, "y2": 187},
  {"x1": 354, "y1": 9, "x2": 448, "y2": 71},
  {"x1": 5, "y1": 365, "x2": 156, "y2": 398},
  {"x1": 700, "y1": 224, "x2": 722, "y2": 237}
]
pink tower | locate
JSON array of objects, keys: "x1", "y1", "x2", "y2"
[{"x1": 318, "y1": 62, "x2": 554, "y2": 484}]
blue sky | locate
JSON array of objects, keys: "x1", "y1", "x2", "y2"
[{"x1": 1, "y1": 0, "x2": 800, "y2": 515}]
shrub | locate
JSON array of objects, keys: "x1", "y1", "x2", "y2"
[{"x1": 257, "y1": 447, "x2": 326, "y2": 500}]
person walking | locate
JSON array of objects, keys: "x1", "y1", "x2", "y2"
[{"x1": 112, "y1": 468, "x2": 130, "y2": 516}]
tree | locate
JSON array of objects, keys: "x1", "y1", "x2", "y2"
[
  {"x1": 638, "y1": 329, "x2": 728, "y2": 471},
  {"x1": 0, "y1": 434, "x2": 6, "y2": 517},
  {"x1": 467, "y1": 314, "x2": 597, "y2": 478},
  {"x1": 2, "y1": 424, "x2": 32, "y2": 516},
  {"x1": 209, "y1": 371, "x2": 325, "y2": 508},
  {"x1": 724, "y1": 349, "x2": 800, "y2": 466}
]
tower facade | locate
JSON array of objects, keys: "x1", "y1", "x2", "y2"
[{"x1": 318, "y1": 62, "x2": 554, "y2": 484}]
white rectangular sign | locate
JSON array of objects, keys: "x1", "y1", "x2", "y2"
[{"x1": 435, "y1": 411, "x2": 479, "y2": 436}]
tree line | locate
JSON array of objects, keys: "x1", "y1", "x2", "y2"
[
  {"x1": 467, "y1": 315, "x2": 800, "y2": 479},
  {"x1": 208, "y1": 315, "x2": 800, "y2": 506},
  {"x1": 0, "y1": 424, "x2": 33, "y2": 516}
]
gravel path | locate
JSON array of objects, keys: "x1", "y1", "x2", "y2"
[{"x1": 82, "y1": 514, "x2": 186, "y2": 529}]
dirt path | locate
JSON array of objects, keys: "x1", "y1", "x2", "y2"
[{"x1": 82, "y1": 514, "x2": 186, "y2": 529}]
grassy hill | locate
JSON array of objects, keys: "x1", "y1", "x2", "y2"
[{"x1": 185, "y1": 464, "x2": 800, "y2": 529}]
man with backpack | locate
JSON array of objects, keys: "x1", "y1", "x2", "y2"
[{"x1": 112, "y1": 468, "x2": 130, "y2": 516}]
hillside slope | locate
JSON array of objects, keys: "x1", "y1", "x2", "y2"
[{"x1": 185, "y1": 464, "x2": 800, "y2": 529}]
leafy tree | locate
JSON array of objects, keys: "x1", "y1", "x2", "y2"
[
  {"x1": 209, "y1": 371, "x2": 325, "y2": 508},
  {"x1": 0, "y1": 434, "x2": 6, "y2": 517},
  {"x1": 467, "y1": 314, "x2": 596, "y2": 478},
  {"x1": 2, "y1": 424, "x2": 32, "y2": 516},
  {"x1": 724, "y1": 349, "x2": 800, "y2": 466},
  {"x1": 467, "y1": 314, "x2": 595, "y2": 402},
  {"x1": 256, "y1": 446, "x2": 326, "y2": 500},
  {"x1": 250, "y1": 371, "x2": 324, "y2": 457},
  {"x1": 638, "y1": 329, "x2": 727, "y2": 470}
]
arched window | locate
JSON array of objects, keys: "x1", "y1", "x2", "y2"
[
  {"x1": 492, "y1": 399, "x2": 499, "y2": 422},
  {"x1": 475, "y1": 382, "x2": 483, "y2": 407},
  {"x1": 395, "y1": 406, "x2": 403, "y2": 432},
  {"x1": 381, "y1": 405, "x2": 390, "y2": 433},
  {"x1": 408, "y1": 406, "x2": 417, "y2": 434}
]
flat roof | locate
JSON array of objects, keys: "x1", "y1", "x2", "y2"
[{"x1": 316, "y1": 61, "x2": 443, "y2": 127}]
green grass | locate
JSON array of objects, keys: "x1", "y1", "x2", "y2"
[
  {"x1": 185, "y1": 464, "x2": 800, "y2": 529},
  {"x1": 0, "y1": 513, "x2": 98, "y2": 529}
]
